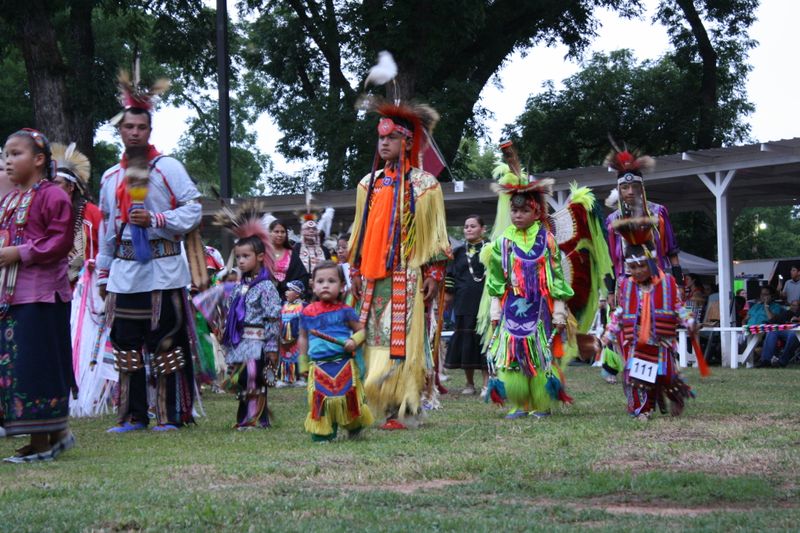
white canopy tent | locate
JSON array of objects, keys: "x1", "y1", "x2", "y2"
[{"x1": 680, "y1": 252, "x2": 718, "y2": 276}]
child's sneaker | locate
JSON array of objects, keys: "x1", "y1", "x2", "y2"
[{"x1": 293, "y1": 379, "x2": 307, "y2": 388}]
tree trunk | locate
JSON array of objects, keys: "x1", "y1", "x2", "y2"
[
  {"x1": 675, "y1": 0, "x2": 719, "y2": 149},
  {"x1": 67, "y1": 0, "x2": 96, "y2": 164},
  {"x1": 17, "y1": 0, "x2": 71, "y2": 144}
]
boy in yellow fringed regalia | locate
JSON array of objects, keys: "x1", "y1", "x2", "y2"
[{"x1": 347, "y1": 96, "x2": 451, "y2": 430}]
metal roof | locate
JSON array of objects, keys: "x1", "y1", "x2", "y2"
[{"x1": 202, "y1": 137, "x2": 800, "y2": 229}]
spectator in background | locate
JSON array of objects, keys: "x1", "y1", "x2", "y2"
[
  {"x1": 756, "y1": 300, "x2": 800, "y2": 368},
  {"x1": 269, "y1": 219, "x2": 309, "y2": 300},
  {"x1": 734, "y1": 288, "x2": 748, "y2": 327},
  {"x1": 683, "y1": 274, "x2": 706, "y2": 320},
  {"x1": 780, "y1": 266, "x2": 800, "y2": 303},
  {"x1": 684, "y1": 273, "x2": 703, "y2": 302},
  {"x1": 336, "y1": 233, "x2": 351, "y2": 293},
  {"x1": 746, "y1": 286, "x2": 783, "y2": 326}
]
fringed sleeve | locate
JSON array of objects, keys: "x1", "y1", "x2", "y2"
[
  {"x1": 484, "y1": 239, "x2": 506, "y2": 298},
  {"x1": 408, "y1": 170, "x2": 451, "y2": 268},
  {"x1": 476, "y1": 239, "x2": 505, "y2": 351},
  {"x1": 545, "y1": 233, "x2": 574, "y2": 301},
  {"x1": 669, "y1": 274, "x2": 695, "y2": 329},
  {"x1": 347, "y1": 174, "x2": 371, "y2": 266}
]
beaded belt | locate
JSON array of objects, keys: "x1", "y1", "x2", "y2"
[
  {"x1": 116, "y1": 239, "x2": 181, "y2": 260},
  {"x1": 242, "y1": 326, "x2": 266, "y2": 340}
]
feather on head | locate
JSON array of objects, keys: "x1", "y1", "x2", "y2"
[
  {"x1": 214, "y1": 200, "x2": 275, "y2": 273},
  {"x1": 51, "y1": 142, "x2": 91, "y2": 192},
  {"x1": 604, "y1": 136, "x2": 654, "y2": 184},
  {"x1": 357, "y1": 95, "x2": 439, "y2": 167},
  {"x1": 110, "y1": 67, "x2": 171, "y2": 126},
  {"x1": 364, "y1": 50, "x2": 398, "y2": 88}
]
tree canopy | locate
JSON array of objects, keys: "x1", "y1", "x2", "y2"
[
  {"x1": 0, "y1": 0, "x2": 271, "y2": 196},
  {"x1": 239, "y1": 0, "x2": 642, "y2": 189},
  {"x1": 506, "y1": 0, "x2": 757, "y2": 171},
  {"x1": 0, "y1": 0, "x2": 762, "y2": 201}
]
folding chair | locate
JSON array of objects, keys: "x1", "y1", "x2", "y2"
[{"x1": 699, "y1": 301, "x2": 721, "y2": 364}]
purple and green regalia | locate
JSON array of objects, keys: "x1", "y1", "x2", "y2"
[{"x1": 485, "y1": 222, "x2": 574, "y2": 416}]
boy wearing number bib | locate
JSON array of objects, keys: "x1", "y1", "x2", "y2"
[{"x1": 600, "y1": 244, "x2": 697, "y2": 420}]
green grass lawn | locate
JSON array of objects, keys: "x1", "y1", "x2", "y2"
[{"x1": 1, "y1": 365, "x2": 799, "y2": 532}]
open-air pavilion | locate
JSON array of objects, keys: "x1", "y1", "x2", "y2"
[{"x1": 204, "y1": 137, "x2": 800, "y2": 365}]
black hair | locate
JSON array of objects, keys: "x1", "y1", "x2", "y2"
[
  {"x1": 337, "y1": 233, "x2": 350, "y2": 242},
  {"x1": 8, "y1": 129, "x2": 53, "y2": 180},
  {"x1": 389, "y1": 116, "x2": 414, "y2": 133},
  {"x1": 235, "y1": 235, "x2": 266, "y2": 256},
  {"x1": 624, "y1": 243, "x2": 654, "y2": 259},
  {"x1": 121, "y1": 107, "x2": 152, "y2": 126},
  {"x1": 465, "y1": 214, "x2": 485, "y2": 226},
  {"x1": 268, "y1": 219, "x2": 291, "y2": 249},
  {"x1": 311, "y1": 260, "x2": 345, "y2": 283},
  {"x1": 310, "y1": 260, "x2": 346, "y2": 301}
]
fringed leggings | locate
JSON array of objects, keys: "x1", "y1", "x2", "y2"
[
  {"x1": 234, "y1": 358, "x2": 270, "y2": 428},
  {"x1": 111, "y1": 290, "x2": 194, "y2": 427},
  {"x1": 623, "y1": 354, "x2": 693, "y2": 417}
]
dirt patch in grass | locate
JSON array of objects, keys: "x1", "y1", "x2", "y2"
[
  {"x1": 90, "y1": 520, "x2": 144, "y2": 532},
  {"x1": 593, "y1": 446, "x2": 784, "y2": 477},
  {"x1": 176, "y1": 467, "x2": 471, "y2": 494},
  {"x1": 598, "y1": 503, "x2": 736, "y2": 517},
  {"x1": 529, "y1": 497, "x2": 798, "y2": 517},
  {"x1": 340, "y1": 478, "x2": 470, "y2": 495}
]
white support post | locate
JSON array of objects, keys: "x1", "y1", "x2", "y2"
[
  {"x1": 547, "y1": 190, "x2": 569, "y2": 211},
  {"x1": 678, "y1": 329, "x2": 688, "y2": 367},
  {"x1": 697, "y1": 170, "x2": 736, "y2": 367}
]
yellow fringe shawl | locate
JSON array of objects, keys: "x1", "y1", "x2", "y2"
[{"x1": 348, "y1": 168, "x2": 451, "y2": 269}]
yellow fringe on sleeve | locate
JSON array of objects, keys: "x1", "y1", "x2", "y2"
[
  {"x1": 408, "y1": 170, "x2": 451, "y2": 268},
  {"x1": 347, "y1": 174, "x2": 372, "y2": 264}
]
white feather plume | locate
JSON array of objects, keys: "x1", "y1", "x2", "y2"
[
  {"x1": 605, "y1": 188, "x2": 619, "y2": 208},
  {"x1": 261, "y1": 212, "x2": 276, "y2": 229},
  {"x1": 364, "y1": 50, "x2": 398, "y2": 88},
  {"x1": 317, "y1": 207, "x2": 335, "y2": 239}
]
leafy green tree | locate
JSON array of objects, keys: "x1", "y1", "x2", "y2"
[
  {"x1": 733, "y1": 206, "x2": 800, "y2": 260},
  {"x1": 505, "y1": 49, "x2": 753, "y2": 172},
  {"x1": 451, "y1": 137, "x2": 498, "y2": 181},
  {"x1": 0, "y1": 1, "x2": 218, "y2": 160},
  {"x1": 655, "y1": 0, "x2": 758, "y2": 149},
  {"x1": 173, "y1": 95, "x2": 271, "y2": 197},
  {"x1": 239, "y1": 0, "x2": 642, "y2": 190}
]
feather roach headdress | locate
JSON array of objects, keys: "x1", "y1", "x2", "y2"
[
  {"x1": 491, "y1": 141, "x2": 554, "y2": 197},
  {"x1": 110, "y1": 62, "x2": 171, "y2": 126},
  {"x1": 214, "y1": 200, "x2": 275, "y2": 273},
  {"x1": 358, "y1": 95, "x2": 440, "y2": 168},
  {"x1": 603, "y1": 137, "x2": 655, "y2": 186},
  {"x1": 51, "y1": 142, "x2": 91, "y2": 194},
  {"x1": 487, "y1": 141, "x2": 553, "y2": 239}
]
